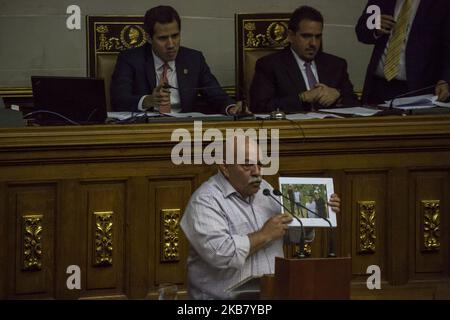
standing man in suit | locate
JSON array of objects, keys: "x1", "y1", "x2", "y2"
[
  {"x1": 111, "y1": 6, "x2": 239, "y2": 114},
  {"x1": 250, "y1": 6, "x2": 360, "y2": 113},
  {"x1": 355, "y1": 0, "x2": 450, "y2": 104}
]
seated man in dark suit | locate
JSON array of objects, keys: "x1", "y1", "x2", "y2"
[
  {"x1": 355, "y1": 0, "x2": 450, "y2": 105},
  {"x1": 250, "y1": 6, "x2": 360, "y2": 113},
  {"x1": 111, "y1": 5, "x2": 239, "y2": 115}
]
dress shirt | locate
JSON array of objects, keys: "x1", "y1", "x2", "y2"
[
  {"x1": 180, "y1": 171, "x2": 284, "y2": 299},
  {"x1": 291, "y1": 48, "x2": 320, "y2": 90},
  {"x1": 138, "y1": 50, "x2": 181, "y2": 112}
]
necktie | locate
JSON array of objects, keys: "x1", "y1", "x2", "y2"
[
  {"x1": 159, "y1": 63, "x2": 171, "y2": 113},
  {"x1": 384, "y1": 0, "x2": 412, "y2": 81},
  {"x1": 160, "y1": 63, "x2": 169, "y2": 85},
  {"x1": 304, "y1": 62, "x2": 318, "y2": 90}
]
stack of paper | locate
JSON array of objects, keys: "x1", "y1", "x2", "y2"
[{"x1": 381, "y1": 94, "x2": 450, "y2": 109}]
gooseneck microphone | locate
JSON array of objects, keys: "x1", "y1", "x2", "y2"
[
  {"x1": 263, "y1": 188, "x2": 306, "y2": 258},
  {"x1": 273, "y1": 189, "x2": 336, "y2": 258},
  {"x1": 389, "y1": 80, "x2": 450, "y2": 109},
  {"x1": 273, "y1": 189, "x2": 332, "y2": 226}
]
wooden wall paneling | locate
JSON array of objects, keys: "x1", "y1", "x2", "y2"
[
  {"x1": 56, "y1": 180, "x2": 83, "y2": 299},
  {"x1": 148, "y1": 177, "x2": 193, "y2": 298},
  {"x1": 126, "y1": 177, "x2": 149, "y2": 299},
  {"x1": 8, "y1": 183, "x2": 56, "y2": 298},
  {"x1": 80, "y1": 181, "x2": 126, "y2": 298},
  {"x1": 348, "y1": 171, "x2": 387, "y2": 280},
  {"x1": 0, "y1": 183, "x2": 6, "y2": 299},
  {"x1": 411, "y1": 171, "x2": 449, "y2": 279},
  {"x1": 388, "y1": 168, "x2": 409, "y2": 285}
]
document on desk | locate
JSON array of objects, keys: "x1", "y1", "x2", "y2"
[
  {"x1": 381, "y1": 94, "x2": 450, "y2": 109},
  {"x1": 318, "y1": 107, "x2": 381, "y2": 116},
  {"x1": 107, "y1": 111, "x2": 160, "y2": 120},
  {"x1": 163, "y1": 112, "x2": 226, "y2": 118},
  {"x1": 286, "y1": 112, "x2": 343, "y2": 120}
]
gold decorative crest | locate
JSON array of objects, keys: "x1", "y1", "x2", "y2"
[
  {"x1": 94, "y1": 211, "x2": 113, "y2": 267},
  {"x1": 22, "y1": 215, "x2": 43, "y2": 271},
  {"x1": 421, "y1": 200, "x2": 440, "y2": 252},
  {"x1": 244, "y1": 20, "x2": 288, "y2": 48},
  {"x1": 96, "y1": 24, "x2": 146, "y2": 52},
  {"x1": 161, "y1": 209, "x2": 180, "y2": 262},
  {"x1": 357, "y1": 201, "x2": 376, "y2": 254}
]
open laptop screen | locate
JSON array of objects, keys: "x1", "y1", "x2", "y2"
[{"x1": 31, "y1": 76, "x2": 107, "y2": 125}]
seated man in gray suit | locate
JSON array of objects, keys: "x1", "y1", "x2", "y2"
[{"x1": 250, "y1": 6, "x2": 360, "y2": 113}]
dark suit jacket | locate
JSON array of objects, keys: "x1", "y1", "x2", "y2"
[
  {"x1": 110, "y1": 43, "x2": 234, "y2": 113},
  {"x1": 355, "y1": 0, "x2": 450, "y2": 103},
  {"x1": 249, "y1": 48, "x2": 360, "y2": 113}
]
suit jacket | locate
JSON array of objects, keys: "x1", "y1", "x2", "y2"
[
  {"x1": 355, "y1": 0, "x2": 450, "y2": 103},
  {"x1": 110, "y1": 43, "x2": 234, "y2": 113},
  {"x1": 249, "y1": 48, "x2": 359, "y2": 113}
]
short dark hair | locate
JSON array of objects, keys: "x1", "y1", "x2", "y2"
[
  {"x1": 288, "y1": 6, "x2": 324, "y2": 33},
  {"x1": 144, "y1": 5, "x2": 181, "y2": 38}
]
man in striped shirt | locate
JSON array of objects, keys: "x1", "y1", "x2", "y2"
[{"x1": 180, "y1": 135, "x2": 340, "y2": 299}]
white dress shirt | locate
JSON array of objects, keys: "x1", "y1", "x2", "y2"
[
  {"x1": 138, "y1": 50, "x2": 181, "y2": 112},
  {"x1": 375, "y1": 0, "x2": 421, "y2": 81},
  {"x1": 291, "y1": 48, "x2": 320, "y2": 90}
]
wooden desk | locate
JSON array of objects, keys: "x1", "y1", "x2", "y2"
[{"x1": 1, "y1": 115, "x2": 450, "y2": 299}]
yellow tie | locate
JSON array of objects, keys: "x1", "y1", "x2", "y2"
[{"x1": 384, "y1": 0, "x2": 413, "y2": 81}]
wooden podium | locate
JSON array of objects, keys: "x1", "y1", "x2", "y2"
[{"x1": 264, "y1": 257, "x2": 352, "y2": 299}]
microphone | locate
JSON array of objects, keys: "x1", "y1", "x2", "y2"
[
  {"x1": 388, "y1": 80, "x2": 450, "y2": 109},
  {"x1": 273, "y1": 189, "x2": 336, "y2": 257},
  {"x1": 262, "y1": 188, "x2": 306, "y2": 258},
  {"x1": 273, "y1": 189, "x2": 332, "y2": 226}
]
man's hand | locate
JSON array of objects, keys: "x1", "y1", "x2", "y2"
[
  {"x1": 375, "y1": 14, "x2": 396, "y2": 37},
  {"x1": 248, "y1": 213, "x2": 292, "y2": 256},
  {"x1": 436, "y1": 80, "x2": 450, "y2": 102},
  {"x1": 261, "y1": 213, "x2": 293, "y2": 242},
  {"x1": 315, "y1": 83, "x2": 341, "y2": 107},
  {"x1": 142, "y1": 84, "x2": 171, "y2": 110},
  {"x1": 301, "y1": 86, "x2": 323, "y2": 104},
  {"x1": 328, "y1": 193, "x2": 341, "y2": 214}
]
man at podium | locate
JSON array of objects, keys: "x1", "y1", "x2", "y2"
[{"x1": 180, "y1": 135, "x2": 340, "y2": 299}]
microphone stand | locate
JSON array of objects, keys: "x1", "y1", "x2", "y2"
[
  {"x1": 263, "y1": 189, "x2": 306, "y2": 258},
  {"x1": 273, "y1": 189, "x2": 336, "y2": 257}
]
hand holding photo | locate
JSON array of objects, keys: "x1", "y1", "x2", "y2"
[{"x1": 278, "y1": 177, "x2": 336, "y2": 227}]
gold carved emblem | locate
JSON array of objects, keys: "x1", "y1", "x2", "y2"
[
  {"x1": 120, "y1": 25, "x2": 147, "y2": 49},
  {"x1": 94, "y1": 211, "x2": 113, "y2": 267},
  {"x1": 266, "y1": 22, "x2": 288, "y2": 46},
  {"x1": 22, "y1": 215, "x2": 43, "y2": 271},
  {"x1": 358, "y1": 201, "x2": 376, "y2": 254},
  {"x1": 161, "y1": 209, "x2": 180, "y2": 262},
  {"x1": 421, "y1": 200, "x2": 440, "y2": 252},
  {"x1": 243, "y1": 20, "x2": 288, "y2": 48},
  {"x1": 96, "y1": 24, "x2": 147, "y2": 52}
]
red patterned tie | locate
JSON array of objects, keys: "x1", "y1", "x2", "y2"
[{"x1": 159, "y1": 63, "x2": 171, "y2": 113}]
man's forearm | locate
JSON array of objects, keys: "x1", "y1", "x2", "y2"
[{"x1": 248, "y1": 230, "x2": 271, "y2": 256}]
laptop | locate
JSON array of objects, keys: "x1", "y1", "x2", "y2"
[{"x1": 31, "y1": 76, "x2": 107, "y2": 125}]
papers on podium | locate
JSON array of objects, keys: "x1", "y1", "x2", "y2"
[
  {"x1": 380, "y1": 94, "x2": 450, "y2": 109},
  {"x1": 226, "y1": 275, "x2": 262, "y2": 299}
]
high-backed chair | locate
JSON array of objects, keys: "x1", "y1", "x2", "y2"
[
  {"x1": 86, "y1": 16, "x2": 146, "y2": 111},
  {"x1": 235, "y1": 13, "x2": 290, "y2": 102}
]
